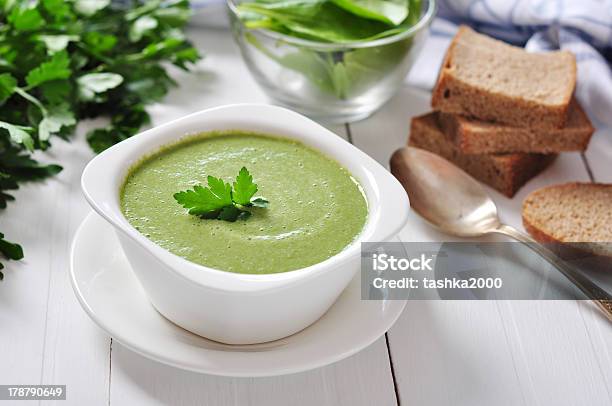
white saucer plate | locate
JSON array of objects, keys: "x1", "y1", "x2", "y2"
[{"x1": 70, "y1": 212, "x2": 406, "y2": 377}]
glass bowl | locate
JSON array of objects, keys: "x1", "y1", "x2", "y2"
[{"x1": 227, "y1": 0, "x2": 436, "y2": 123}]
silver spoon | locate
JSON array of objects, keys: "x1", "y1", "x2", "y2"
[{"x1": 390, "y1": 146, "x2": 612, "y2": 321}]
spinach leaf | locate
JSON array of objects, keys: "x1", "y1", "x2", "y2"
[
  {"x1": 407, "y1": 0, "x2": 422, "y2": 24},
  {"x1": 239, "y1": 0, "x2": 422, "y2": 42},
  {"x1": 246, "y1": 31, "x2": 411, "y2": 99},
  {"x1": 330, "y1": 0, "x2": 408, "y2": 25},
  {"x1": 239, "y1": 1, "x2": 394, "y2": 42}
]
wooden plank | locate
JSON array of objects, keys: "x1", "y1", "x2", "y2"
[
  {"x1": 38, "y1": 133, "x2": 112, "y2": 405},
  {"x1": 110, "y1": 338, "x2": 395, "y2": 406},
  {"x1": 0, "y1": 158, "x2": 60, "y2": 385},
  {"x1": 389, "y1": 301, "x2": 529, "y2": 406},
  {"x1": 576, "y1": 126, "x2": 612, "y2": 401},
  {"x1": 348, "y1": 85, "x2": 612, "y2": 406},
  {"x1": 108, "y1": 28, "x2": 398, "y2": 406}
]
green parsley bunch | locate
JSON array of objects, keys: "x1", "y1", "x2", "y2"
[{"x1": 0, "y1": 0, "x2": 201, "y2": 278}]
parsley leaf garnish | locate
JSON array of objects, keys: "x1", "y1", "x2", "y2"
[
  {"x1": 174, "y1": 177, "x2": 233, "y2": 216},
  {"x1": 232, "y1": 166, "x2": 258, "y2": 205},
  {"x1": 174, "y1": 167, "x2": 269, "y2": 222}
]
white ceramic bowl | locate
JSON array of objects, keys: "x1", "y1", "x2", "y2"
[{"x1": 81, "y1": 104, "x2": 409, "y2": 344}]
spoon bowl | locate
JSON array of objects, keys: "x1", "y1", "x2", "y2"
[{"x1": 390, "y1": 147, "x2": 500, "y2": 237}]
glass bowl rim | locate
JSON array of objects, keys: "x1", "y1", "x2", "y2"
[{"x1": 226, "y1": 0, "x2": 437, "y2": 50}]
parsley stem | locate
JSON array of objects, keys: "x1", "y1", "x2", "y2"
[{"x1": 14, "y1": 88, "x2": 48, "y2": 116}]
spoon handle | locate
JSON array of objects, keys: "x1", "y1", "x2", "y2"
[{"x1": 494, "y1": 224, "x2": 612, "y2": 322}]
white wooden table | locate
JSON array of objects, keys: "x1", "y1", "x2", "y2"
[{"x1": 1, "y1": 26, "x2": 611, "y2": 406}]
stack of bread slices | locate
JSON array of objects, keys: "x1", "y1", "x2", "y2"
[{"x1": 409, "y1": 26, "x2": 595, "y2": 197}]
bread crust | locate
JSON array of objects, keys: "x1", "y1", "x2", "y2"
[{"x1": 522, "y1": 215, "x2": 558, "y2": 243}]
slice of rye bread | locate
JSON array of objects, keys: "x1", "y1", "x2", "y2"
[
  {"x1": 409, "y1": 113, "x2": 556, "y2": 197},
  {"x1": 522, "y1": 183, "x2": 612, "y2": 257},
  {"x1": 523, "y1": 183, "x2": 612, "y2": 242},
  {"x1": 431, "y1": 25, "x2": 576, "y2": 129},
  {"x1": 437, "y1": 99, "x2": 594, "y2": 154}
]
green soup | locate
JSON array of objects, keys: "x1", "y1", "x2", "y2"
[{"x1": 120, "y1": 132, "x2": 368, "y2": 274}]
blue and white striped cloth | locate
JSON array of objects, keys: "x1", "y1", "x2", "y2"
[{"x1": 407, "y1": 0, "x2": 612, "y2": 128}]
